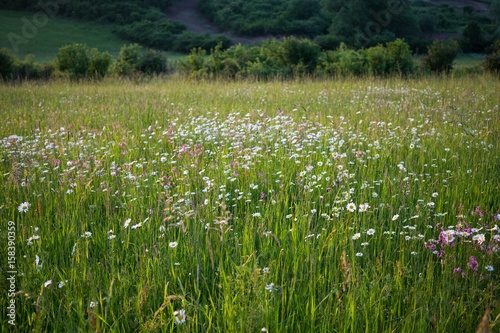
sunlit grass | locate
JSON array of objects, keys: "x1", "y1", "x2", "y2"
[{"x1": 0, "y1": 75, "x2": 499, "y2": 332}]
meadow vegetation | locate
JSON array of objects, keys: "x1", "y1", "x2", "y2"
[{"x1": 0, "y1": 75, "x2": 499, "y2": 332}]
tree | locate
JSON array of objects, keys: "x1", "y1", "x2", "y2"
[
  {"x1": 460, "y1": 22, "x2": 486, "y2": 53},
  {"x1": 484, "y1": 40, "x2": 500, "y2": 74},
  {"x1": 88, "y1": 48, "x2": 112, "y2": 78},
  {"x1": 490, "y1": 0, "x2": 500, "y2": 25},
  {"x1": 0, "y1": 48, "x2": 16, "y2": 80},
  {"x1": 422, "y1": 40, "x2": 459, "y2": 74},
  {"x1": 322, "y1": 0, "x2": 418, "y2": 47},
  {"x1": 56, "y1": 43, "x2": 89, "y2": 79},
  {"x1": 114, "y1": 43, "x2": 143, "y2": 75}
]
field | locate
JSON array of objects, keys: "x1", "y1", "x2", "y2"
[{"x1": 0, "y1": 76, "x2": 499, "y2": 332}]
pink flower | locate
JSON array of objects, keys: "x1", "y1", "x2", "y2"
[{"x1": 467, "y1": 256, "x2": 478, "y2": 271}]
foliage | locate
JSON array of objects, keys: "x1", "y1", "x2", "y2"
[
  {"x1": 422, "y1": 40, "x2": 460, "y2": 73},
  {"x1": 139, "y1": 49, "x2": 168, "y2": 75},
  {"x1": 385, "y1": 38, "x2": 414, "y2": 75},
  {"x1": 88, "y1": 48, "x2": 112, "y2": 79},
  {"x1": 56, "y1": 43, "x2": 112, "y2": 79},
  {"x1": 460, "y1": 22, "x2": 486, "y2": 53},
  {"x1": 278, "y1": 37, "x2": 321, "y2": 75},
  {"x1": 198, "y1": 0, "x2": 329, "y2": 37},
  {"x1": 484, "y1": 40, "x2": 500, "y2": 74},
  {"x1": 114, "y1": 43, "x2": 143, "y2": 76},
  {"x1": 114, "y1": 20, "x2": 186, "y2": 50},
  {"x1": 56, "y1": 43, "x2": 90, "y2": 79},
  {"x1": 323, "y1": 0, "x2": 420, "y2": 48},
  {"x1": 0, "y1": 47, "x2": 15, "y2": 80}
]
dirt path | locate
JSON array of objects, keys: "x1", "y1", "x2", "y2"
[{"x1": 165, "y1": 0, "x2": 269, "y2": 45}]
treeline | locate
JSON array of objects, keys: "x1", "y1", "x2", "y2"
[
  {"x1": 198, "y1": 0, "x2": 500, "y2": 51},
  {"x1": 198, "y1": 0, "x2": 330, "y2": 37},
  {"x1": 1, "y1": 0, "x2": 232, "y2": 53},
  {"x1": 2, "y1": 0, "x2": 500, "y2": 53},
  {"x1": 1, "y1": 38, "x2": 500, "y2": 81}
]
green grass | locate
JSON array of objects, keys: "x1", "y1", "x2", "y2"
[
  {"x1": 0, "y1": 10, "x2": 127, "y2": 62},
  {"x1": 0, "y1": 76, "x2": 499, "y2": 332},
  {"x1": 0, "y1": 10, "x2": 187, "y2": 63}
]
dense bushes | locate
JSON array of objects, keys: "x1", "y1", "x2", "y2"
[
  {"x1": 176, "y1": 37, "x2": 417, "y2": 79},
  {"x1": 484, "y1": 40, "x2": 500, "y2": 74},
  {"x1": 422, "y1": 40, "x2": 460, "y2": 73},
  {"x1": 56, "y1": 44, "x2": 112, "y2": 79}
]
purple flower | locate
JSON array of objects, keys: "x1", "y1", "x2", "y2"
[{"x1": 467, "y1": 256, "x2": 479, "y2": 271}]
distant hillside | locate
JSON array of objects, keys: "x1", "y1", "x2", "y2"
[
  {"x1": 0, "y1": 10, "x2": 128, "y2": 62},
  {"x1": 1, "y1": 0, "x2": 498, "y2": 56}
]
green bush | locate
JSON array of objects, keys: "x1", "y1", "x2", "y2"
[
  {"x1": 484, "y1": 40, "x2": 500, "y2": 74},
  {"x1": 364, "y1": 45, "x2": 387, "y2": 76},
  {"x1": 386, "y1": 39, "x2": 414, "y2": 75},
  {"x1": 88, "y1": 48, "x2": 112, "y2": 78},
  {"x1": 114, "y1": 43, "x2": 143, "y2": 75},
  {"x1": 139, "y1": 49, "x2": 167, "y2": 75},
  {"x1": 460, "y1": 22, "x2": 486, "y2": 53},
  {"x1": 177, "y1": 48, "x2": 208, "y2": 79},
  {"x1": 422, "y1": 40, "x2": 460, "y2": 73},
  {"x1": 0, "y1": 48, "x2": 16, "y2": 80},
  {"x1": 56, "y1": 43, "x2": 90, "y2": 79},
  {"x1": 278, "y1": 37, "x2": 321, "y2": 75}
]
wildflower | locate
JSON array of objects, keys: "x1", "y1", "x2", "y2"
[
  {"x1": 131, "y1": 222, "x2": 142, "y2": 230},
  {"x1": 392, "y1": 214, "x2": 399, "y2": 221},
  {"x1": 18, "y1": 202, "x2": 30, "y2": 213},
  {"x1": 346, "y1": 202, "x2": 356, "y2": 212},
  {"x1": 352, "y1": 233, "x2": 361, "y2": 240},
  {"x1": 89, "y1": 301, "x2": 98, "y2": 309},
  {"x1": 467, "y1": 256, "x2": 479, "y2": 271},
  {"x1": 485, "y1": 265, "x2": 494, "y2": 272},
  {"x1": 44, "y1": 280, "x2": 52, "y2": 288},
  {"x1": 124, "y1": 218, "x2": 131, "y2": 229},
  {"x1": 261, "y1": 328, "x2": 268, "y2": 332},
  {"x1": 441, "y1": 229, "x2": 455, "y2": 244},
  {"x1": 472, "y1": 234, "x2": 485, "y2": 245},
  {"x1": 453, "y1": 267, "x2": 465, "y2": 278},
  {"x1": 169, "y1": 241, "x2": 178, "y2": 248},
  {"x1": 432, "y1": 192, "x2": 439, "y2": 198},
  {"x1": 358, "y1": 203, "x2": 370, "y2": 212},
  {"x1": 262, "y1": 267, "x2": 270, "y2": 274},
  {"x1": 58, "y1": 280, "x2": 67, "y2": 288},
  {"x1": 81, "y1": 231, "x2": 92, "y2": 238},
  {"x1": 355, "y1": 252, "x2": 363, "y2": 257},
  {"x1": 173, "y1": 309, "x2": 186, "y2": 324},
  {"x1": 265, "y1": 283, "x2": 275, "y2": 292},
  {"x1": 366, "y1": 228, "x2": 375, "y2": 236}
]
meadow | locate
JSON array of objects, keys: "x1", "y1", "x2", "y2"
[{"x1": 0, "y1": 75, "x2": 499, "y2": 332}]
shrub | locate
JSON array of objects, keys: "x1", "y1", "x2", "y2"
[
  {"x1": 460, "y1": 22, "x2": 486, "y2": 53},
  {"x1": 422, "y1": 40, "x2": 460, "y2": 73},
  {"x1": 484, "y1": 40, "x2": 500, "y2": 74},
  {"x1": 88, "y1": 48, "x2": 112, "y2": 78},
  {"x1": 114, "y1": 43, "x2": 143, "y2": 75},
  {"x1": 278, "y1": 37, "x2": 321, "y2": 75},
  {"x1": 0, "y1": 48, "x2": 16, "y2": 80},
  {"x1": 56, "y1": 43, "x2": 90, "y2": 79},
  {"x1": 177, "y1": 48, "x2": 207, "y2": 78},
  {"x1": 386, "y1": 39, "x2": 414, "y2": 75},
  {"x1": 364, "y1": 45, "x2": 387, "y2": 76},
  {"x1": 139, "y1": 49, "x2": 167, "y2": 75}
]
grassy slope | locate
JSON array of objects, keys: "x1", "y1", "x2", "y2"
[{"x1": 0, "y1": 10, "x2": 129, "y2": 62}]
